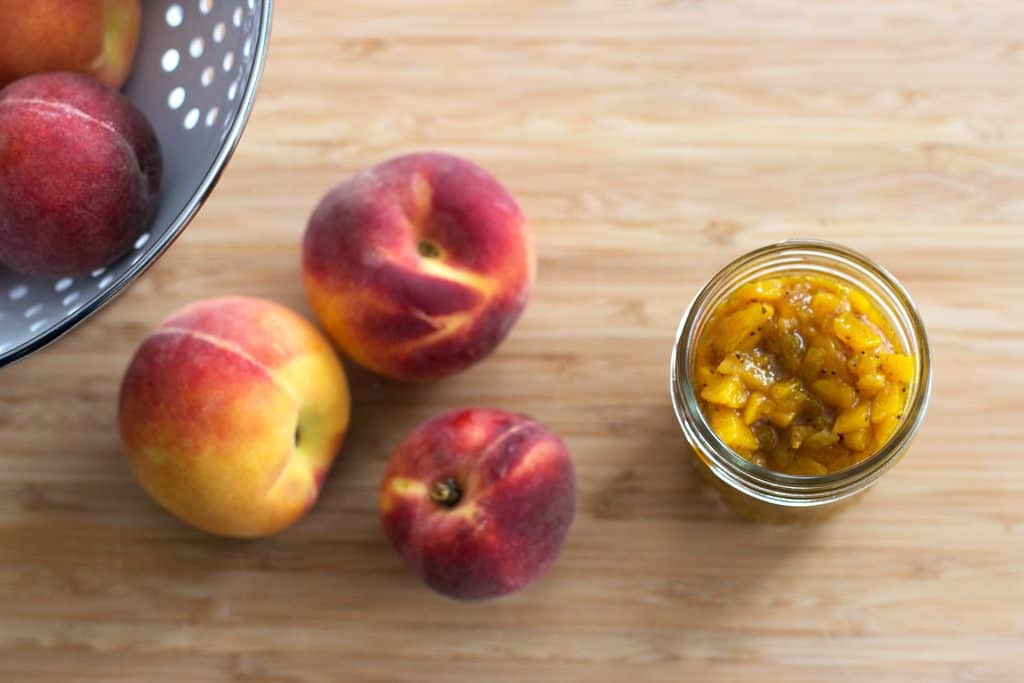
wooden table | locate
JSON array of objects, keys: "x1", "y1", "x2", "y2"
[{"x1": 3, "y1": 2, "x2": 1022, "y2": 681}]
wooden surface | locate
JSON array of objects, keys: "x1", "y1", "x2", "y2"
[{"x1": 2, "y1": 2, "x2": 1023, "y2": 681}]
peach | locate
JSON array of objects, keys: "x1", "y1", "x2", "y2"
[
  {"x1": 118, "y1": 297, "x2": 351, "y2": 539},
  {"x1": 0, "y1": 72, "x2": 162, "y2": 276},
  {"x1": 0, "y1": 0, "x2": 142, "y2": 89},
  {"x1": 303, "y1": 152, "x2": 534, "y2": 382},
  {"x1": 380, "y1": 409, "x2": 575, "y2": 600}
]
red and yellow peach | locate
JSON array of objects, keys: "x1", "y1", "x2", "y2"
[
  {"x1": 303, "y1": 152, "x2": 534, "y2": 382},
  {"x1": 380, "y1": 408, "x2": 575, "y2": 600},
  {"x1": 0, "y1": 0, "x2": 142, "y2": 90},
  {"x1": 119, "y1": 297, "x2": 351, "y2": 539}
]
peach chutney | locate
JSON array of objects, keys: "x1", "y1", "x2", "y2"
[{"x1": 694, "y1": 274, "x2": 914, "y2": 476}]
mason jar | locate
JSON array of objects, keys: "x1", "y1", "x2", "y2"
[{"x1": 669, "y1": 240, "x2": 932, "y2": 523}]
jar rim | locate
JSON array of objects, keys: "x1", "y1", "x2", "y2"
[{"x1": 669, "y1": 239, "x2": 933, "y2": 506}]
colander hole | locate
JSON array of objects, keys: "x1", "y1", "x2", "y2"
[
  {"x1": 161, "y1": 49, "x2": 180, "y2": 73},
  {"x1": 223, "y1": 52, "x2": 235, "y2": 71},
  {"x1": 97, "y1": 275, "x2": 115, "y2": 290},
  {"x1": 23, "y1": 304, "x2": 43, "y2": 319},
  {"x1": 189, "y1": 37, "x2": 205, "y2": 58},
  {"x1": 227, "y1": 80, "x2": 239, "y2": 100},
  {"x1": 54, "y1": 278, "x2": 73, "y2": 293},
  {"x1": 213, "y1": 22, "x2": 226, "y2": 43},
  {"x1": 29, "y1": 319, "x2": 48, "y2": 334},
  {"x1": 168, "y1": 87, "x2": 186, "y2": 110},
  {"x1": 166, "y1": 4, "x2": 184, "y2": 27},
  {"x1": 62, "y1": 292, "x2": 80, "y2": 307},
  {"x1": 199, "y1": 0, "x2": 214, "y2": 14},
  {"x1": 243, "y1": 37, "x2": 253, "y2": 57},
  {"x1": 233, "y1": 7, "x2": 243, "y2": 26},
  {"x1": 201, "y1": 67, "x2": 215, "y2": 86},
  {"x1": 184, "y1": 108, "x2": 201, "y2": 129},
  {"x1": 90, "y1": 268, "x2": 105, "y2": 278},
  {"x1": 8, "y1": 284, "x2": 27, "y2": 301},
  {"x1": 206, "y1": 107, "x2": 220, "y2": 126},
  {"x1": 134, "y1": 233, "x2": 151, "y2": 250},
  {"x1": 248, "y1": 0, "x2": 255, "y2": 9}
]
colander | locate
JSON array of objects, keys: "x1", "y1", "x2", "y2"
[{"x1": 0, "y1": 0, "x2": 273, "y2": 368}]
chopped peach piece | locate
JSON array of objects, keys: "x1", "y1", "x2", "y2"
[
  {"x1": 833, "y1": 312, "x2": 883, "y2": 352},
  {"x1": 811, "y1": 292, "x2": 846, "y2": 320},
  {"x1": 803, "y1": 346, "x2": 826, "y2": 378},
  {"x1": 834, "y1": 402, "x2": 871, "y2": 434},
  {"x1": 701, "y1": 375, "x2": 749, "y2": 409},
  {"x1": 812, "y1": 378, "x2": 857, "y2": 409},
  {"x1": 849, "y1": 290, "x2": 873, "y2": 316},
  {"x1": 743, "y1": 392, "x2": 771, "y2": 425},
  {"x1": 769, "y1": 378, "x2": 803, "y2": 402},
  {"x1": 804, "y1": 429, "x2": 840, "y2": 449},
  {"x1": 856, "y1": 372, "x2": 887, "y2": 397},
  {"x1": 871, "y1": 383, "x2": 903, "y2": 423},
  {"x1": 768, "y1": 408, "x2": 798, "y2": 428},
  {"x1": 841, "y1": 428, "x2": 870, "y2": 451},
  {"x1": 733, "y1": 278, "x2": 786, "y2": 302},
  {"x1": 873, "y1": 416, "x2": 900, "y2": 444},
  {"x1": 710, "y1": 407, "x2": 759, "y2": 451},
  {"x1": 711, "y1": 302, "x2": 774, "y2": 353},
  {"x1": 716, "y1": 352, "x2": 774, "y2": 390},
  {"x1": 789, "y1": 425, "x2": 816, "y2": 450},
  {"x1": 881, "y1": 353, "x2": 914, "y2": 384},
  {"x1": 791, "y1": 457, "x2": 828, "y2": 476},
  {"x1": 847, "y1": 351, "x2": 881, "y2": 377}
]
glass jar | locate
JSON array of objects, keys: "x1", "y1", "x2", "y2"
[{"x1": 669, "y1": 240, "x2": 932, "y2": 523}]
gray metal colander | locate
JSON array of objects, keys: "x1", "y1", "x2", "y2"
[{"x1": 0, "y1": 0, "x2": 273, "y2": 367}]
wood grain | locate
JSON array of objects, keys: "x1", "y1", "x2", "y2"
[{"x1": 2, "y1": 1, "x2": 1023, "y2": 681}]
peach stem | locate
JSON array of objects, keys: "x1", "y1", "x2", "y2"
[
  {"x1": 429, "y1": 478, "x2": 462, "y2": 507},
  {"x1": 417, "y1": 239, "x2": 442, "y2": 259}
]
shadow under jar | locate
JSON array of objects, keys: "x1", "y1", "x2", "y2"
[{"x1": 670, "y1": 240, "x2": 932, "y2": 523}]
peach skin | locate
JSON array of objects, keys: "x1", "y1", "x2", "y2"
[
  {"x1": 303, "y1": 152, "x2": 535, "y2": 382},
  {"x1": 380, "y1": 408, "x2": 575, "y2": 600},
  {"x1": 0, "y1": 72, "x2": 162, "y2": 276},
  {"x1": 0, "y1": 0, "x2": 142, "y2": 90},
  {"x1": 119, "y1": 297, "x2": 351, "y2": 539}
]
